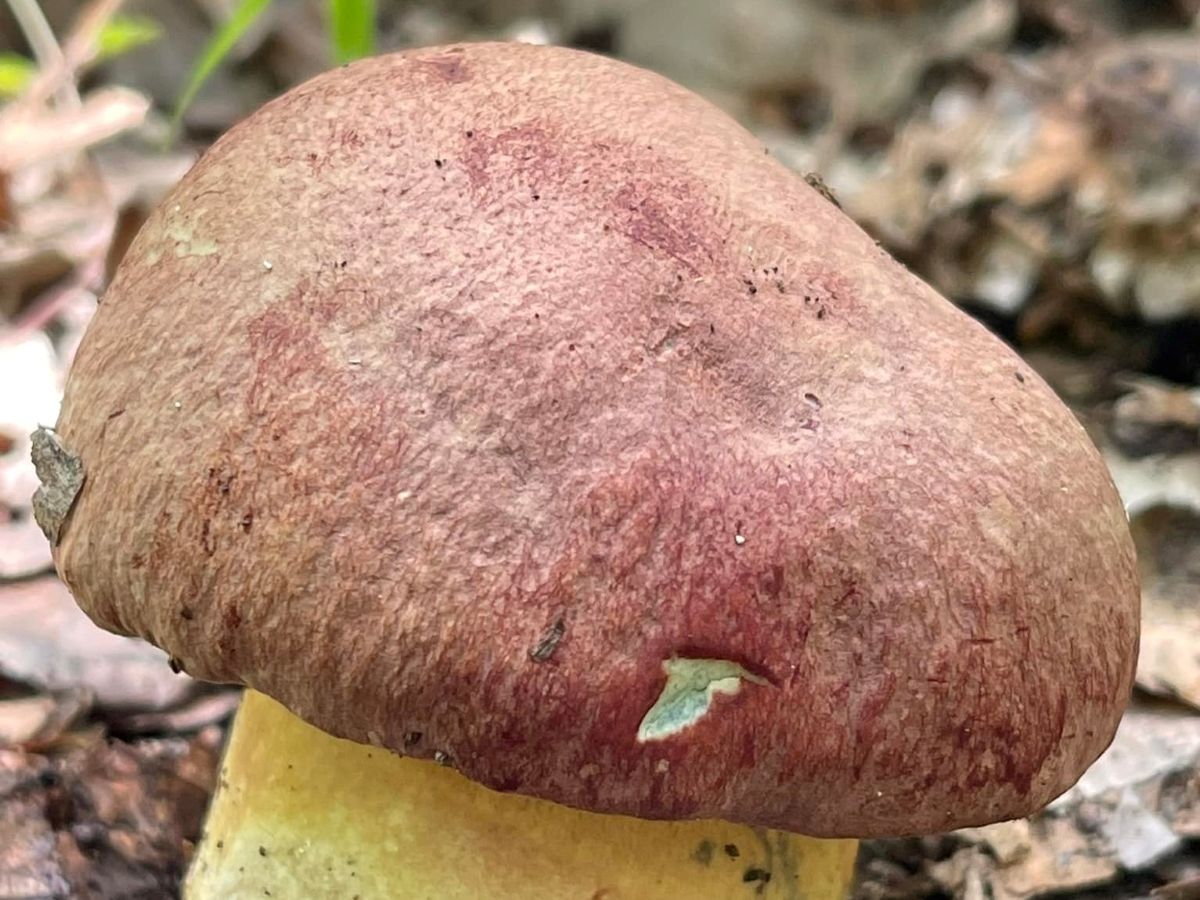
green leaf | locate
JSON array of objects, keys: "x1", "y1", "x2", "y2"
[
  {"x1": 327, "y1": 0, "x2": 375, "y2": 65},
  {"x1": 96, "y1": 14, "x2": 162, "y2": 62},
  {"x1": 0, "y1": 52, "x2": 35, "y2": 99},
  {"x1": 636, "y1": 658, "x2": 767, "y2": 743},
  {"x1": 170, "y1": 0, "x2": 273, "y2": 134}
]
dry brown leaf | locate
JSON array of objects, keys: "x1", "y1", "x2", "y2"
[
  {"x1": 0, "y1": 695, "x2": 63, "y2": 746},
  {"x1": 0, "y1": 578, "x2": 194, "y2": 711},
  {"x1": 992, "y1": 109, "x2": 1093, "y2": 206},
  {"x1": 955, "y1": 819, "x2": 1032, "y2": 866},
  {"x1": 0, "y1": 728, "x2": 219, "y2": 899},
  {"x1": 909, "y1": 702, "x2": 1200, "y2": 899},
  {"x1": 956, "y1": 816, "x2": 1118, "y2": 899},
  {"x1": 1141, "y1": 611, "x2": 1200, "y2": 712},
  {"x1": 1132, "y1": 506, "x2": 1200, "y2": 709},
  {"x1": 0, "y1": 85, "x2": 149, "y2": 172},
  {"x1": 926, "y1": 847, "x2": 989, "y2": 900},
  {"x1": 1111, "y1": 377, "x2": 1200, "y2": 458},
  {"x1": 0, "y1": 748, "x2": 71, "y2": 898},
  {"x1": 0, "y1": 688, "x2": 94, "y2": 751}
]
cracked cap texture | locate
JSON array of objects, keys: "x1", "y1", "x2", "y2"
[{"x1": 49, "y1": 42, "x2": 1139, "y2": 837}]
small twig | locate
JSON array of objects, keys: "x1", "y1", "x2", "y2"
[
  {"x1": 5, "y1": 0, "x2": 80, "y2": 108},
  {"x1": 62, "y1": 0, "x2": 127, "y2": 73},
  {"x1": 11, "y1": 0, "x2": 128, "y2": 112},
  {"x1": 0, "y1": 84, "x2": 150, "y2": 170},
  {"x1": 7, "y1": 0, "x2": 63, "y2": 72}
]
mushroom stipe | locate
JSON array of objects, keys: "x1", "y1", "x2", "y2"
[{"x1": 188, "y1": 691, "x2": 859, "y2": 898}]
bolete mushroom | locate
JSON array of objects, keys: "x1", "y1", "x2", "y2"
[{"x1": 37, "y1": 42, "x2": 1139, "y2": 899}]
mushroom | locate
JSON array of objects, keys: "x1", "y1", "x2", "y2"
[{"x1": 37, "y1": 43, "x2": 1139, "y2": 899}]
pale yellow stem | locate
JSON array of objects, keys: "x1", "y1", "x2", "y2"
[{"x1": 186, "y1": 690, "x2": 858, "y2": 899}]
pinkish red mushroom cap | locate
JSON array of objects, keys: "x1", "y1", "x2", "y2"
[{"x1": 41, "y1": 42, "x2": 1139, "y2": 838}]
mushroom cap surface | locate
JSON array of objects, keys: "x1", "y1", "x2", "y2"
[{"x1": 49, "y1": 42, "x2": 1139, "y2": 837}]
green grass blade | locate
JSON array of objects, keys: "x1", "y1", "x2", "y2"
[
  {"x1": 96, "y1": 14, "x2": 163, "y2": 62},
  {"x1": 327, "y1": 0, "x2": 375, "y2": 65},
  {"x1": 0, "y1": 52, "x2": 35, "y2": 98},
  {"x1": 171, "y1": 0, "x2": 273, "y2": 133}
]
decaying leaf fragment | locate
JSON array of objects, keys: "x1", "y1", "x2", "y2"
[
  {"x1": 30, "y1": 425, "x2": 84, "y2": 544},
  {"x1": 1131, "y1": 506, "x2": 1200, "y2": 710},
  {"x1": 0, "y1": 577, "x2": 194, "y2": 713},
  {"x1": 0, "y1": 730, "x2": 220, "y2": 899}
]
